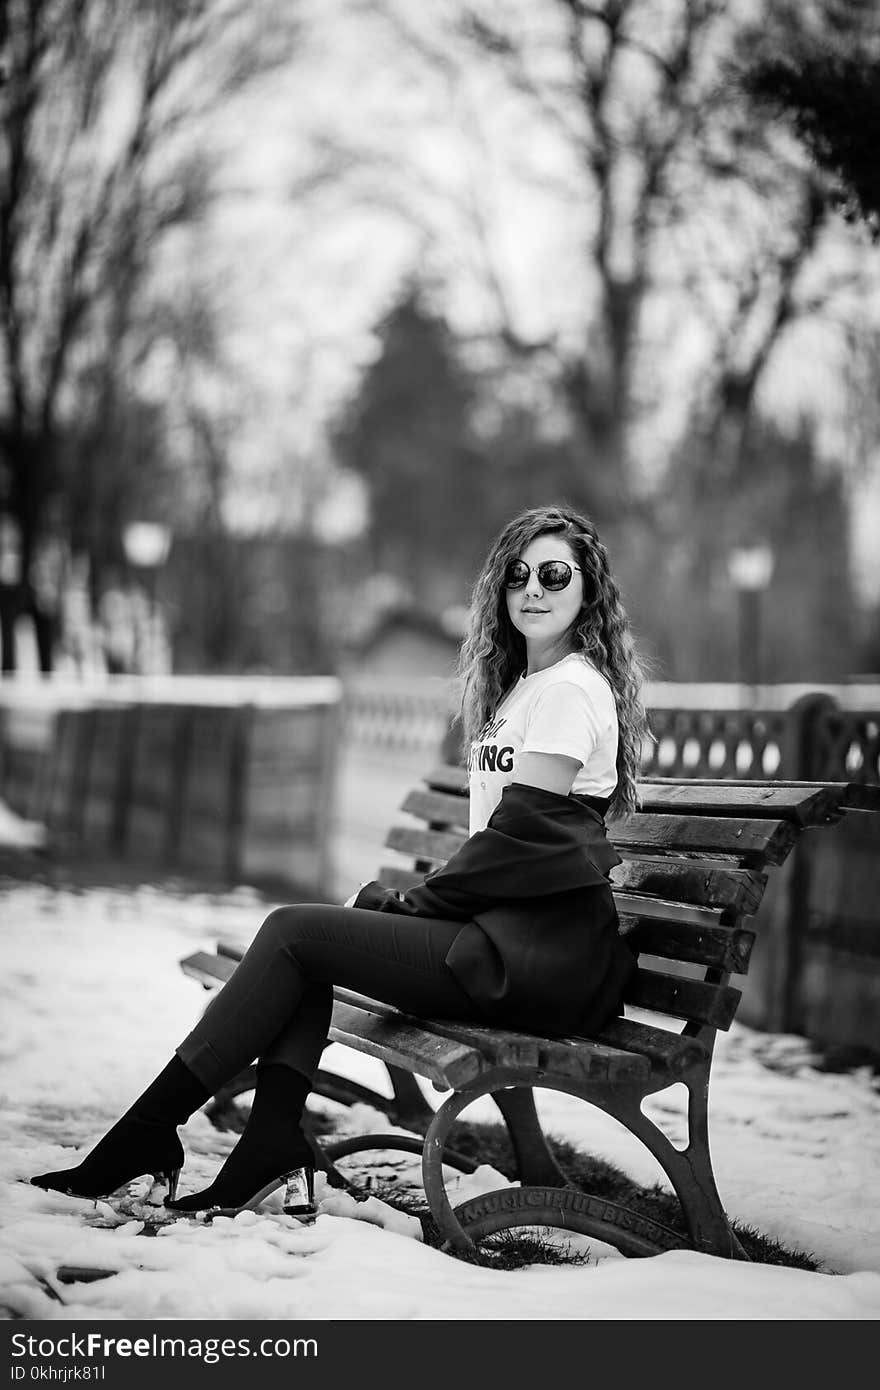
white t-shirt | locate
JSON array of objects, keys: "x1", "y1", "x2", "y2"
[{"x1": 467, "y1": 653, "x2": 619, "y2": 834}]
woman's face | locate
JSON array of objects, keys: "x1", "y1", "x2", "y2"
[{"x1": 504, "y1": 533, "x2": 584, "y2": 654}]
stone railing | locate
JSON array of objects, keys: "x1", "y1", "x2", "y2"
[
  {"x1": 805, "y1": 705, "x2": 880, "y2": 783},
  {"x1": 340, "y1": 676, "x2": 455, "y2": 754},
  {"x1": 336, "y1": 676, "x2": 880, "y2": 785},
  {"x1": 641, "y1": 692, "x2": 880, "y2": 785},
  {"x1": 3, "y1": 676, "x2": 878, "y2": 812}
]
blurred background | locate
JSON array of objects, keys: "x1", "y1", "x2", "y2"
[
  {"x1": 2, "y1": 0, "x2": 880, "y2": 686},
  {"x1": 1, "y1": 0, "x2": 879, "y2": 1055}
]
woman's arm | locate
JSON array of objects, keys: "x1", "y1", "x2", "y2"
[
  {"x1": 352, "y1": 778, "x2": 617, "y2": 918},
  {"x1": 351, "y1": 757, "x2": 581, "y2": 911},
  {"x1": 513, "y1": 751, "x2": 581, "y2": 797}
]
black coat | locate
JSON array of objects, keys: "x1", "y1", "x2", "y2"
[{"x1": 353, "y1": 781, "x2": 637, "y2": 1037}]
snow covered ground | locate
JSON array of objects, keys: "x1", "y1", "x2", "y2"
[{"x1": 1, "y1": 869, "x2": 879, "y2": 1322}]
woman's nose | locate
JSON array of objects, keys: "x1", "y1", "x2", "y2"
[{"x1": 523, "y1": 570, "x2": 543, "y2": 598}]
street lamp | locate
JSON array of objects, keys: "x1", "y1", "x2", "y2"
[
  {"x1": 123, "y1": 522, "x2": 172, "y2": 573},
  {"x1": 122, "y1": 521, "x2": 172, "y2": 673},
  {"x1": 727, "y1": 543, "x2": 775, "y2": 689}
]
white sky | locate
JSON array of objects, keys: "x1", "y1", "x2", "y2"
[{"x1": 1, "y1": 833, "x2": 878, "y2": 1321}]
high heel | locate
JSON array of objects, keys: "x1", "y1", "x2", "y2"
[
  {"x1": 181, "y1": 1165, "x2": 317, "y2": 1223},
  {"x1": 282, "y1": 1165, "x2": 316, "y2": 1221},
  {"x1": 165, "y1": 1063, "x2": 317, "y2": 1220},
  {"x1": 165, "y1": 1163, "x2": 317, "y2": 1222},
  {"x1": 31, "y1": 1122, "x2": 185, "y2": 1201},
  {"x1": 164, "y1": 1167, "x2": 182, "y2": 1203}
]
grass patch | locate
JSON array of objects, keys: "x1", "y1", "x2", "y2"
[{"x1": 334, "y1": 1116, "x2": 822, "y2": 1272}]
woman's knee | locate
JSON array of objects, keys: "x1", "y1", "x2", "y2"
[{"x1": 257, "y1": 903, "x2": 329, "y2": 953}]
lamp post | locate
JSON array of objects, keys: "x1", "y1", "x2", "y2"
[
  {"x1": 727, "y1": 543, "x2": 775, "y2": 690},
  {"x1": 122, "y1": 521, "x2": 172, "y2": 673}
]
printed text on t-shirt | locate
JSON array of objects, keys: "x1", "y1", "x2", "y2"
[{"x1": 469, "y1": 715, "x2": 515, "y2": 773}]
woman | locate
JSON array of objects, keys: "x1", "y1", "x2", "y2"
[{"x1": 31, "y1": 504, "x2": 649, "y2": 1221}]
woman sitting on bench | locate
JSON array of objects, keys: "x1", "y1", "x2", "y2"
[{"x1": 31, "y1": 503, "x2": 650, "y2": 1222}]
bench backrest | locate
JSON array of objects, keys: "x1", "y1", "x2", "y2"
[{"x1": 374, "y1": 766, "x2": 877, "y2": 1065}]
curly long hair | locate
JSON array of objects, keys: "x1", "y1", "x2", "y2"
[{"x1": 456, "y1": 505, "x2": 651, "y2": 818}]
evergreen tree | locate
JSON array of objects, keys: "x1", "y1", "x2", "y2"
[
  {"x1": 738, "y1": 0, "x2": 880, "y2": 236},
  {"x1": 331, "y1": 286, "x2": 487, "y2": 610}
]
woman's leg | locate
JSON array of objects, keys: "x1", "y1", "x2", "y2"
[
  {"x1": 167, "y1": 902, "x2": 476, "y2": 1213},
  {"x1": 175, "y1": 902, "x2": 474, "y2": 1092},
  {"x1": 32, "y1": 902, "x2": 474, "y2": 1209}
]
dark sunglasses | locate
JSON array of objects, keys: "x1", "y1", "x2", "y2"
[{"x1": 503, "y1": 559, "x2": 582, "y2": 592}]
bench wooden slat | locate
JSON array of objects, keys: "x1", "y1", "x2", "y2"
[
  {"x1": 424, "y1": 765, "x2": 469, "y2": 795},
  {"x1": 330, "y1": 999, "x2": 482, "y2": 1090},
  {"x1": 386, "y1": 824, "x2": 467, "y2": 863},
  {"x1": 181, "y1": 950, "x2": 237, "y2": 987},
  {"x1": 632, "y1": 782, "x2": 846, "y2": 825},
  {"x1": 593, "y1": 1017, "x2": 707, "y2": 1076},
  {"x1": 401, "y1": 787, "x2": 469, "y2": 830},
  {"x1": 615, "y1": 898, "x2": 755, "y2": 971},
  {"x1": 331, "y1": 989, "x2": 652, "y2": 1087},
  {"x1": 608, "y1": 814, "x2": 799, "y2": 864},
  {"x1": 647, "y1": 778, "x2": 880, "y2": 814},
  {"x1": 626, "y1": 969, "x2": 741, "y2": 1029},
  {"x1": 614, "y1": 892, "x2": 731, "y2": 931},
  {"x1": 618, "y1": 916, "x2": 755, "y2": 974},
  {"x1": 387, "y1": 816, "x2": 800, "y2": 868},
  {"x1": 612, "y1": 857, "x2": 766, "y2": 912}
]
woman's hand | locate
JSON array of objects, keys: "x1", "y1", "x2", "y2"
[{"x1": 342, "y1": 881, "x2": 405, "y2": 911}]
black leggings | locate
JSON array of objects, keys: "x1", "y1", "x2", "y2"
[{"x1": 176, "y1": 904, "x2": 479, "y2": 1091}]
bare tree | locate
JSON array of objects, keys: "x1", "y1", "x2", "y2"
[
  {"x1": 0, "y1": 0, "x2": 301, "y2": 670},
  {"x1": 360, "y1": 0, "x2": 871, "y2": 503}
]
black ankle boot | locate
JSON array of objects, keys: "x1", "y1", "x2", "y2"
[
  {"x1": 166, "y1": 1063, "x2": 316, "y2": 1218},
  {"x1": 31, "y1": 1056, "x2": 210, "y2": 1201}
]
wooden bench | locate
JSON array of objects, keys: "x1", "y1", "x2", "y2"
[{"x1": 180, "y1": 766, "x2": 880, "y2": 1260}]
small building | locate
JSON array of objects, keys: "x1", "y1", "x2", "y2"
[{"x1": 345, "y1": 605, "x2": 462, "y2": 680}]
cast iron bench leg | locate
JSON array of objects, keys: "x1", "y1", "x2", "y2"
[
  {"x1": 490, "y1": 1087, "x2": 570, "y2": 1186},
  {"x1": 384, "y1": 1065, "x2": 435, "y2": 1126},
  {"x1": 421, "y1": 1077, "x2": 691, "y2": 1258},
  {"x1": 602, "y1": 1080, "x2": 749, "y2": 1260}
]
